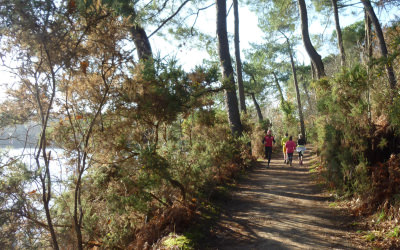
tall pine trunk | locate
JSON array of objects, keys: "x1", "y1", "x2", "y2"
[
  {"x1": 364, "y1": 10, "x2": 374, "y2": 127},
  {"x1": 331, "y1": 0, "x2": 346, "y2": 67},
  {"x1": 297, "y1": 0, "x2": 325, "y2": 79},
  {"x1": 302, "y1": 81, "x2": 312, "y2": 110},
  {"x1": 248, "y1": 75, "x2": 263, "y2": 121},
  {"x1": 364, "y1": 10, "x2": 373, "y2": 64},
  {"x1": 233, "y1": 0, "x2": 246, "y2": 113},
  {"x1": 250, "y1": 93, "x2": 263, "y2": 121},
  {"x1": 216, "y1": 0, "x2": 243, "y2": 136},
  {"x1": 272, "y1": 72, "x2": 285, "y2": 104},
  {"x1": 285, "y1": 37, "x2": 306, "y2": 140},
  {"x1": 361, "y1": 0, "x2": 397, "y2": 89},
  {"x1": 130, "y1": 25, "x2": 153, "y2": 61}
]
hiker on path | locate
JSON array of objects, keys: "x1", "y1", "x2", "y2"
[
  {"x1": 262, "y1": 129, "x2": 275, "y2": 168},
  {"x1": 297, "y1": 134, "x2": 306, "y2": 166},
  {"x1": 285, "y1": 136, "x2": 296, "y2": 167},
  {"x1": 281, "y1": 132, "x2": 289, "y2": 164}
]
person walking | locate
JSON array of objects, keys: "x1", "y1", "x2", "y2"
[
  {"x1": 281, "y1": 132, "x2": 289, "y2": 163},
  {"x1": 262, "y1": 129, "x2": 275, "y2": 168},
  {"x1": 285, "y1": 136, "x2": 296, "y2": 167},
  {"x1": 296, "y1": 134, "x2": 306, "y2": 166}
]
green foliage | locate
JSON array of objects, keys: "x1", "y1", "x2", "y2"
[
  {"x1": 258, "y1": 119, "x2": 272, "y2": 132},
  {"x1": 313, "y1": 36, "x2": 400, "y2": 207},
  {"x1": 311, "y1": 0, "x2": 331, "y2": 12},
  {"x1": 387, "y1": 226, "x2": 400, "y2": 238},
  {"x1": 0, "y1": 151, "x2": 38, "y2": 248},
  {"x1": 162, "y1": 233, "x2": 193, "y2": 249},
  {"x1": 313, "y1": 65, "x2": 372, "y2": 194},
  {"x1": 376, "y1": 209, "x2": 386, "y2": 224},
  {"x1": 250, "y1": 121, "x2": 268, "y2": 159},
  {"x1": 377, "y1": 138, "x2": 388, "y2": 150},
  {"x1": 329, "y1": 202, "x2": 338, "y2": 207},
  {"x1": 196, "y1": 109, "x2": 217, "y2": 127},
  {"x1": 55, "y1": 104, "x2": 255, "y2": 248},
  {"x1": 364, "y1": 232, "x2": 376, "y2": 241},
  {"x1": 340, "y1": 21, "x2": 365, "y2": 49},
  {"x1": 0, "y1": 4, "x2": 252, "y2": 245},
  {"x1": 252, "y1": 0, "x2": 297, "y2": 33},
  {"x1": 6, "y1": 0, "x2": 400, "y2": 248},
  {"x1": 280, "y1": 99, "x2": 295, "y2": 121},
  {"x1": 389, "y1": 95, "x2": 400, "y2": 132},
  {"x1": 331, "y1": 21, "x2": 365, "y2": 65}
]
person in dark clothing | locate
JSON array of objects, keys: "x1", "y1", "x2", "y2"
[
  {"x1": 262, "y1": 129, "x2": 275, "y2": 168},
  {"x1": 296, "y1": 134, "x2": 306, "y2": 166}
]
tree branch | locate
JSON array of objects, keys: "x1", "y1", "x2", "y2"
[
  {"x1": 148, "y1": 0, "x2": 191, "y2": 38},
  {"x1": 227, "y1": 1, "x2": 233, "y2": 17},
  {"x1": 190, "y1": 3, "x2": 216, "y2": 35},
  {"x1": 192, "y1": 86, "x2": 226, "y2": 98},
  {"x1": 3, "y1": 209, "x2": 72, "y2": 229},
  {"x1": 144, "y1": 0, "x2": 171, "y2": 21}
]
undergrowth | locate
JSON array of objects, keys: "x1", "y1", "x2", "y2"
[{"x1": 312, "y1": 63, "x2": 400, "y2": 249}]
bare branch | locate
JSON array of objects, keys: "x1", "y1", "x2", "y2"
[
  {"x1": 191, "y1": 3, "x2": 216, "y2": 35},
  {"x1": 227, "y1": 1, "x2": 233, "y2": 17},
  {"x1": 148, "y1": 0, "x2": 191, "y2": 38}
]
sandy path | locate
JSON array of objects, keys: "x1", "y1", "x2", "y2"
[{"x1": 207, "y1": 151, "x2": 358, "y2": 249}]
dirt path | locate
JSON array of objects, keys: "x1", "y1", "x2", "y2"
[{"x1": 206, "y1": 151, "x2": 358, "y2": 249}]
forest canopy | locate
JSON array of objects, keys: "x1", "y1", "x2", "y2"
[{"x1": 0, "y1": 0, "x2": 399, "y2": 248}]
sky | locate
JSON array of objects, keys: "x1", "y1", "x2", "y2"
[
  {"x1": 150, "y1": 3, "x2": 264, "y2": 71},
  {"x1": 0, "y1": 1, "x2": 399, "y2": 101},
  {"x1": 149, "y1": 0, "x2": 398, "y2": 70}
]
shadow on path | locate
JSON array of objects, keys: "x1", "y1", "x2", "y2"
[{"x1": 206, "y1": 151, "x2": 358, "y2": 250}]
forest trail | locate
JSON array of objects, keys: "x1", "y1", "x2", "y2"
[{"x1": 206, "y1": 150, "x2": 358, "y2": 249}]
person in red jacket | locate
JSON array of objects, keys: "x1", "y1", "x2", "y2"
[
  {"x1": 285, "y1": 136, "x2": 297, "y2": 167},
  {"x1": 262, "y1": 129, "x2": 275, "y2": 168}
]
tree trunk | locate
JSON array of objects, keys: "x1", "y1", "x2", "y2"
[
  {"x1": 364, "y1": 9, "x2": 373, "y2": 64},
  {"x1": 364, "y1": 10, "x2": 373, "y2": 124},
  {"x1": 361, "y1": 0, "x2": 397, "y2": 89},
  {"x1": 43, "y1": 201, "x2": 59, "y2": 250},
  {"x1": 233, "y1": 0, "x2": 246, "y2": 114},
  {"x1": 130, "y1": 25, "x2": 153, "y2": 61},
  {"x1": 331, "y1": 0, "x2": 346, "y2": 67},
  {"x1": 216, "y1": 0, "x2": 243, "y2": 137},
  {"x1": 248, "y1": 75, "x2": 263, "y2": 121},
  {"x1": 38, "y1": 46, "x2": 60, "y2": 250},
  {"x1": 250, "y1": 93, "x2": 263, "y2": 121},
  {"x1": 297, "y1": 0, "x2": 325, "y2": 79},
  {"x1": 74, "y1": 171, "x2": 83, "y2": 250},
  {"x1": 302, "y1": 81, "x2": 312, "y2": 109},
  {"x1": 131, "y1": 23, "x2": 155, "y2": 146},
  {"x1": 286, "y1": 37, "x2": 306, "y2": 140},
  {"x1": 272, "y1": 72, "x2": 285, "y2": 104},
  {"x1": 310, "y1": 61, "x2": 316, "y2": 80},
  {"x1": 42, "y1": 176, "x2": 59, "y2": 250}
]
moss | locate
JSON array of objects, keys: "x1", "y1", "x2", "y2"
[
  {"x1": 328, "y1": 202, "x2": 337, "y2": 207},
  {"x1": 162, "y1": 233, "x2": 193, "y2": 249}
]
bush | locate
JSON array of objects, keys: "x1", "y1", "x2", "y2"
[
  {"x1": 313, "y1": 65, "x2": 373, "y2": 194},
  {"x1": 313, "y1": 61, "x2": 400, "y2": 208}
]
